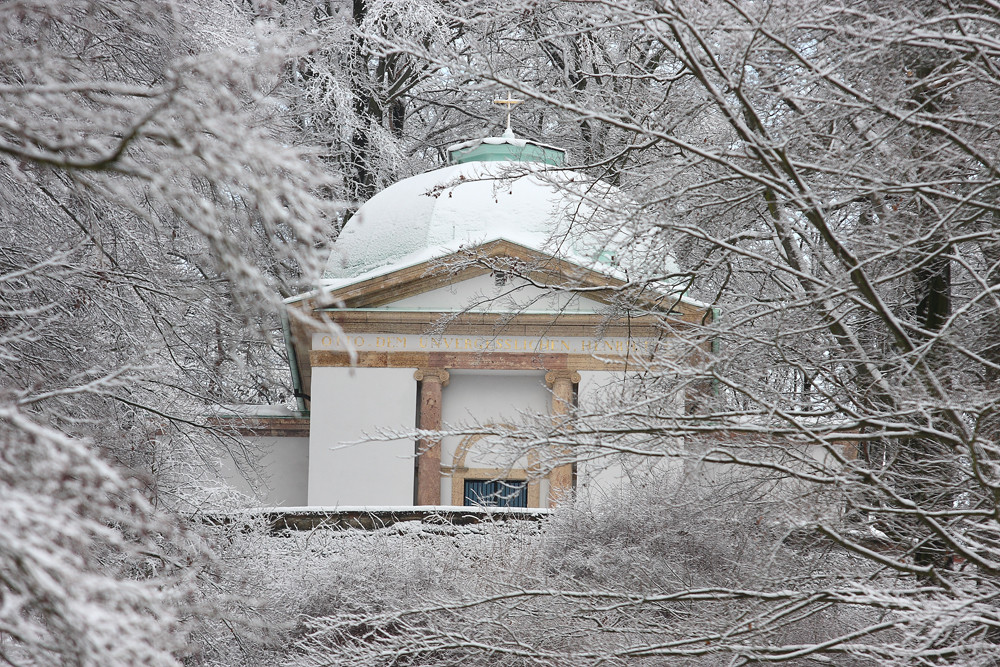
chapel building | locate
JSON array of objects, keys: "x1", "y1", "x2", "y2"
[{"x1": 224, "y1": 127, "x2": 707, "y2": 510}]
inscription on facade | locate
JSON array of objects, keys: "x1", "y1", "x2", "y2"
[{"x1": 312, "y1": 333, "x2": 662, "y2": 355}]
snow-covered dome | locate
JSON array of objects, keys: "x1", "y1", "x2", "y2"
[{"x1": 325, "y1": 148, "x2": 622, "y2": 283}]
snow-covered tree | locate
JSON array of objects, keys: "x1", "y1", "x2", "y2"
[
  {"x1": 0, "y1": 409, "x2": 204, "y2": 666},
  {"x1": 0, "y1": 0, "x2": 333, "y2": 662},
  {"x1": 9, "y1": 0, "x2": 1000, "y2": 664},
  {"x1": 285, "y1": 1, "x2": 1000, "y2": 664}
]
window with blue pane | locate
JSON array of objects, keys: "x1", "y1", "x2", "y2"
[{"x1": 463, "y1": 479, "x2": 528, "y2": 508}]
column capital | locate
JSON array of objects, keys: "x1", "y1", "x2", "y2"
[
  {"x1": 414, "y1": 368, "x2": 450, "y2": 386},
  {"x1": 545, "y1": 370, "x2": 580, "y2": 386}
]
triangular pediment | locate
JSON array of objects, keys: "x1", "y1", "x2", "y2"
[
  {"x1": 312, "y1": 239, "x2": 699, "y2": 317},
  {"x1": 384, "y1": 272, "x2": 609, "y2": 313}
]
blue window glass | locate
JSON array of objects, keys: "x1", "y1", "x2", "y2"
[{"x1": 463, "y1": 479, "x2": 528, "y2": 508}]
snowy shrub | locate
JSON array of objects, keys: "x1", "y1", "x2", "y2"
[{"x1": 268, "y1": 473, "x2": 884, "y2": 666}]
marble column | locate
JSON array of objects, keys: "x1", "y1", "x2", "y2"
[
  {"x1": 545, "y1": 370, "x2": 580, "y2": 504},
  {"x1": 414, "y1": 368, "x2": 449, "y2": 506}
]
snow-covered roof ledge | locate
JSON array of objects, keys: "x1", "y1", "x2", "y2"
[{"x1": 199, "y1": 505, "x2": 553, "y2": 532}]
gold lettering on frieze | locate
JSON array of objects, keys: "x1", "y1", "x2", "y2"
[
  {"x1": 312, "y1": 332, "x2": 659, "y2": 356},
  {"x1": 372, "y1": 336, "x2": 407, "y2": 350}
]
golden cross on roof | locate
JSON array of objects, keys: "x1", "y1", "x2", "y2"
[{"x1": 493, "y1": 92, "x2": 523, "y2": 132}]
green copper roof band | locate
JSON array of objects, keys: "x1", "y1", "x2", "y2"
[{"x1": 449, "y1": 143, "x2": 565, "y2": 166}]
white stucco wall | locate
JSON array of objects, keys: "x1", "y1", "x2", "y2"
[
  {"x1": 384, "y1": 273, "x2": 604, "y2": 313},
  {"x1": 308, "y1": 367, "x2": 417, "y2": 506},
  {"x1": 220, "y1": 435, "x2": 309, "y2": 507},
  {"x1": 440, "y1": 370, "x2": 550, "y2": 505},
  {"x1": 576, "y1": 371, "x2": 624, "y2": 496},
  {"x1": 575, "y1": 371, "x2": 684, "y2": 498}
]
